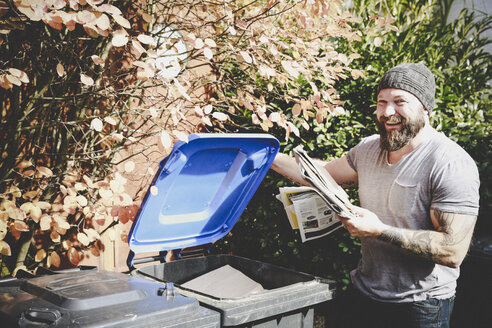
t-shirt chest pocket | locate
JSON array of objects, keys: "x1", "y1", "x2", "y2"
[{"x1": 388, "y1": 179, "x2": 420, "y2": 219}]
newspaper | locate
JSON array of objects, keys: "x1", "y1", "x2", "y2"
[
  {"x1": 276, "y1": 145, "x2": 357, "y2": 242},
  {"x1": 277, "y1": 187, "x2": 342, "y2": 242}
]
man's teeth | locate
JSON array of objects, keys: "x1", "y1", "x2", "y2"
[{"x1": 387, "y1": 117, "x2": 401, "y2": 124}]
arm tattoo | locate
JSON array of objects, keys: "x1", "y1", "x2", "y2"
[
  {"x1": 377, "y1": 210, "x2": 477, "y2": 265},
  {"x1": 341, "y1": 180, "x2": 356, "y2": 188},
  {"x1": 378, "y1": 228, "x2": 433, "y2": 260},
  {"x1": 433, "y1": 210, "x2": 456, "y2": 245}
]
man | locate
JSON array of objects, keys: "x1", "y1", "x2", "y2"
[{"x1": 271, "y1": 63, "x2": 480, "y2": 327}]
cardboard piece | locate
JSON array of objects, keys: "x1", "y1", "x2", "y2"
[{"x1": 181, "y1": 264, "x2": 265, "y2": 298}]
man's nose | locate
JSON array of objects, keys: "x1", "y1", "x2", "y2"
[{"x1": 382, "y1": 103, "x2": 396, "y2": 117}]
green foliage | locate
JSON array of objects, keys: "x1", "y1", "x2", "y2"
[{"x1": 214, "y1": 0, "x2": 491, "y2": 287}]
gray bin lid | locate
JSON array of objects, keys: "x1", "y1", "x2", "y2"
[{"x1": 0, "y1": 269, "x2": 219, "y2": 327}]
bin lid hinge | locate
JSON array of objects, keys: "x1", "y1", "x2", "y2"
[
  {"x1": 127, "y1": 244, "x2": 213, "y2": 270},
  {"x1": 175, "y1": 244, "x2": 213, "y2": 260}
]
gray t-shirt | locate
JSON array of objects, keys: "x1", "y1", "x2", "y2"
[{"x1": 346, "y1": 128, "x2": 480, "y2": 302}]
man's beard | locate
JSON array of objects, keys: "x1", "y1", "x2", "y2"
[{"x1": 376, "y1": 114, "x2": 425, "y2": 152}]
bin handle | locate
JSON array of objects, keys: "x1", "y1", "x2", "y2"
[{"x1": 19, "y1": 308, "x2": 62, "y2": 326}]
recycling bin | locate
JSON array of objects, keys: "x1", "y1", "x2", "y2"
[
  {"x1": 0, "y1": 267, "x2": 220, "y2": 327},
  {"x1": 127, "y1": 133, "x2": 336, "y2": 327}
]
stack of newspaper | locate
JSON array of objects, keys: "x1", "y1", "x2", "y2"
[{"x1": 276, "y1": 145, "x2": 357, "y2": 242}]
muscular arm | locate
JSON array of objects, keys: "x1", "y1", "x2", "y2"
[
  {"x1": 270, "y1": 152, "x2": 311, "y2": 186},
  {"x1": 271, "y1": 152, "x2": 358, "y2": 188},
  {"x1": 376, "y1": 209, "x2": 477, "y2": 268}
]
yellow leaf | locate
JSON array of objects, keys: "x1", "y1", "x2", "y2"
[
  {"x1": 112, "y1": 14, "x2": 131, "y2": 29},
  {"x1": 22, "y1": 169, "x2": 35, "y2": 177},
  {"x1": 103, "y1": 116, "x2": 117, "y2": 125},
  {"x1": 97, "y1": 4, "x2": 122, "y2": 16},
  {"x1": 34, "y1": 201, "x2": 51, "y2": 210},
  {"x1": 240, "y1": 51, "x2": 252, "y2": 64},
  {"x1": 90, "y1": 118, "x2": 103, "y2": 132},
  {"x1": 374, "y1": 37, "x2": 383, "y2": 47},
  {"x1": 35, "y1": 249, "x2": 46, "y2": 262},
  {"x1": 50, "y1": 231, "x2": 60, "y2": 243},
  {"x1": 77, "y1": 232, "x2": 90, "y2": 246},
  {"x1": 194, "y1": 106, "x2": 203, "y2": 116},
  {"x1": 212, "y1": 112, "x2": 228, "y2": 121},
  {"x1": 141, "y1": 12, "x2": 153, "y2": 23},
  {"x1": 91, "y1": 55, "x2": 105, "y2": 66},
  {"x1": 23, "y1": 190, "x2": 38, "y2": 199},
  {"x1": 9, "y1": 208, "x2": 25, "y2": 221},
  {"x1": 9, "y1": 185, "x2": 22, "y2": 198},
  {"x1": 160, "y1": 130, "x2": 172, "y2": 150},
  {"x1": 0, "y1": 240, "x2": 11, "y2": 256},
  {"x1": 0, "y1": 219, "x2": 7, "y2": 240},
  {"x1": 287, "y1": 122, "x2": 300, "y2": 137},
  {"x1": 173, "y1": 78, "x2": 191, "y2": 101},
  {"x1": 194, "y1": 38, "x2": 204, "y2": 49},
  {"x1": 30, "y1": 206, "x2": 42, "y2": 221},
  {"x1": 56, "y1": 63, "x2": 65, "y2": 77},
  {"x1": 55, "y1": 219, "x2": 70, "y2": 231},
  {"x1": 76, "y1": 195, "x2": 88, "y2": 207},
  {"x1": 85, "y1": 228, "x2": 100, "y2": 241},
  {"x1": 292, "y1": 104, "x2": 301, "y2": 117},
  {"x1": 80, "y1": 73, "x2": 94, "y2": 86},
  {"x1": 131, "y1": 40, "x2": 146, "y2": 58},
  {"x1": 203, "y1": 104, "x2": 213, "y2": 114},
  {"x1": 111, "y1": 29, "x2": 128, "y2": 47},
  {"x1": 68, "y1": 248, "x2": 80, "y2": 266},
  {"x1": 74, "y1": 182, "x2": 87, "y2": 192},
  {"x1": 137, "y1": 34, "x2": 153, "y2": 45},
  {"x1": 95, "y1": 13, "x2": 110, "y2": 30},
  {"x1": 8, "y1": 68, "x2": 23, "y2": 77},
  {"x1": 269, "y1": 112, "x2": 281, "y2": 122},
  {"x1": 77, "y1": 10, "x2": 96, "y2": 24},
  {"x1": 0, "y1": 75, "x2": 13, "y2": 89},
  {"x1": 40, "y1": 215, "x2": 52, "y2": 231},
  {"x1": 83, "y1": 175, "x2": 94, "y2": 188},
  {"x1": 203, "y1": 47, "x2": 213, "y2": 60},
  {"x1": 6, "y1": 74, "x2": 21, "y2": 86},
  {"x1": 172, "y1": 130, "x2": 188, "y2": 142},
  {"x1": 202, "y1": 116, "x2": 212, "y2": 126},
  {"x1": 37, "y1": 166, "x2": 53, "y2": 177},
  {"x1": 48, "y1": 251, "x2": 61, "y2": 268}
]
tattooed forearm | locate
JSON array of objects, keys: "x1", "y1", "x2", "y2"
[
  {"x1": 378, "y1": 228, "x2": 433, "y2": 260},
  {"x1": 377, "y1": 211, "x2": 477, "y2": 267}
]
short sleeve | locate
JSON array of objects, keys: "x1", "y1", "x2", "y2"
[
  {"x1": 346, "y1": 145, "x2": 357, "y2": 172},
  {"x1": 346, "y1": 135, "x2": 380, "y2": 173},
  {"x1": 431, "y1": 158, "x2": 480, "y2": 216}
]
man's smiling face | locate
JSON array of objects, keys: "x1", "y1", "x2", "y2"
[{"x1": 376, "y1": 88, "x2": 427, "y2": 152}]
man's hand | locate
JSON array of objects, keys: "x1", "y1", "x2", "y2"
[{"x1": 338, "y1": 206, "x2": 386, "y2": 238}]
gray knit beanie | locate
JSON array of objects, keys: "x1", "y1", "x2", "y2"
[{"x1": 377, "y1": 62, "x2": 436, "y2": 112}]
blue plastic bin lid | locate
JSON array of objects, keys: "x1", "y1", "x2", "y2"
[{"x1": 128, "y1": 133, "x2": 279, "y2": 255}]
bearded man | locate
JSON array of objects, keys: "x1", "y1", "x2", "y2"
[{"x1": 271, "y1": 63, "x2": 480, "y2": 328}]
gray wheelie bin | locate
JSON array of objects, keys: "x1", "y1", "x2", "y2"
[
  {"x1": 127, "y1": 133, "x2": 336, "y2": 327},
  {"x1": 0, "y1": 267, "x2": 219, "y2": 327}
]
